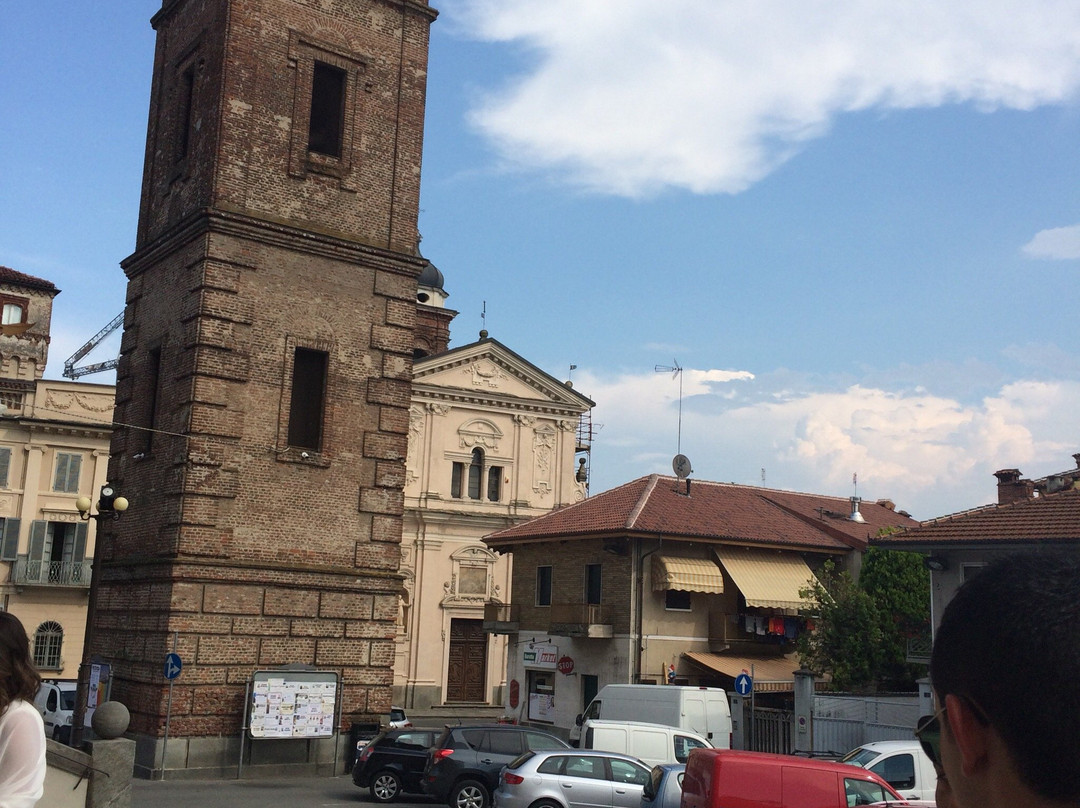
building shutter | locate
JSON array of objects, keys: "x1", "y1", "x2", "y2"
[
  {"x1": 28, "y1": 520, "x2": 47, "y2": 562},
  {"x1": 73, "y1": 522, "x2": 88, "y2": 562},
  {"x1": 0, "y1": 518, "x2": 18, "y2": 561},
  {"x1": 0, "y1": 447, "x2": 10, "y2": 488}
]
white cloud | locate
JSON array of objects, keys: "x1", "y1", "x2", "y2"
[
  {"x1": 1022, "y1": 224, "x2": 1080, "y2": 260},
  {"x1": 575, "y1": 366, "x2": 1080, "y2": 519},
  {"x1": 448, "y1": 0, "x2": 1080, "y2": 197}
]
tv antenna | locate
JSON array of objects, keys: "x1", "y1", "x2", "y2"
[{"x1": 654, "y1": 360, "x2": 684, "y2": 455}]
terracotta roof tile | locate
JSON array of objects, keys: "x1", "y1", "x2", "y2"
[
  {"x1": 0, "y1": 266, "x2": 57, "y2": 293},
  {"x1": 874, "y1": 485, "x2": 1080, "y2": 547},
  {"x1": 486, "y1": 475, "x2": 919, "y2": 552}
]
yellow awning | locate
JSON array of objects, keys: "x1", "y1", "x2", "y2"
[
  {"x1": 651, "y1": 555, "x2": 724, "y2": 594},
  {"x1": 684, "y1": 652, "x2": 805, "y2": 692},
  {"x1": 712, "y1": 547, "x2": 817, "y2": 612}
]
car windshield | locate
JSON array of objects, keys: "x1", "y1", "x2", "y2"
[{"x1": 841, "y1": 747, "x2": 879, "y2": 768}]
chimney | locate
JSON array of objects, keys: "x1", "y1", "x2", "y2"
[
  {"x1": 994, "y1": 469, "x2": 1035, "y2": 505},
  {"x1": 849, "y1": 496, "x2": 866, "y2": 523}
]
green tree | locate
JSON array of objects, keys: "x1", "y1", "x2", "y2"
[
  {"x1": 797, "y1": 560, "x2": 883, "y2": 691},
  {"x1": 859, "y1": 545, "x2": 931, "y2": 690}
]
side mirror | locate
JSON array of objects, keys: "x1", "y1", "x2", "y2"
[{"x1": 575, "y1": 714, "x2": 583, "y2": 727}]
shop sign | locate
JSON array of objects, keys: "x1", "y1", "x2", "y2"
[{"x1": 523, "y1": 642, "x2": 558, "y2": 669}]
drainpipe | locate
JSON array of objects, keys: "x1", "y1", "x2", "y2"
[{"x1": 636, "y1": 538, "x2": 662, "y2": 683}]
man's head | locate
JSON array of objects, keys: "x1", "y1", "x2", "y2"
[{"x1": 930, "y1": 551, "x2": 1080, "y2": 804}]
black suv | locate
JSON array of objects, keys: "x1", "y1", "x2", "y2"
[
  {"x1": 423, "y1": 724, "x2": 569, "y2": 808},
  {"x1": 353, "y1": 728, "x2": 439, "y2": 802}
]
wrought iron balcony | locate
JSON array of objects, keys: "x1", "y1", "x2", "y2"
[
  {"x1": 549, "y1": 603, "x2": 613, "y2": 638},
  {"x1": 10, "y1": 556, "x2": 92, "y2": 588},
  {"x1": 482, "y1": 603, "x2": 520, "y2": 634}
]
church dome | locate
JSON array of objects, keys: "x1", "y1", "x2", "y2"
[{"x1": 418, "y1": 260, "x2": 445, "y2": 291}]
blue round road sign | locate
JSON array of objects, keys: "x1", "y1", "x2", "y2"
[
  {"x1": 164, "y1": 652, "x2": 183, "y2": 680},
  {"x1": 734, "y1": 672, "x2": 752, "y2": 696}
]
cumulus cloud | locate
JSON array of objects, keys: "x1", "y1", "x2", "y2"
[
  {"x1": 1022, "y1": 224, "x2": 1080, "y2": 260},
  {"x1": 574, "y1": 365, "x2": 1080, "y2": 519},
  {"x1": 447, "y1": 0, "x2": 1080, "y2": 197}
]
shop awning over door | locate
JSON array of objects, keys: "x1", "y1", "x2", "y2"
[
  {"x1": 651, "y1": 555, "x2": 724, "y2": 594},
  {"x1": 712, "y1": 547, "x2": 817, "y2": 612}
]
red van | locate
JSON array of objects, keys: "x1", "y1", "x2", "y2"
[{"x1": 681, "y1": 748, "x2": 914, "y2": 808}]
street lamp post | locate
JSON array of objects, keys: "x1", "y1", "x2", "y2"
[{"x1": 70, "y1": 483, "x2": 129, "y2": 747}]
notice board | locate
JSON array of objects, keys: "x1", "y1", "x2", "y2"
[{"x1": 247, "y1": 668, "x2": 339, "y2": 739}]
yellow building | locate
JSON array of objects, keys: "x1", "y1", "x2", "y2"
[{"x1": 0, "y1": 267, "x2": 113, "y2": 682}]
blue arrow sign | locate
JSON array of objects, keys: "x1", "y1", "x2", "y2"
[
  {"x1": 734, "y1": 672, "x2": 752, "y2": 696},
  {"x1": 164, "y1": 652, "x2": 183, "y2": 680}
]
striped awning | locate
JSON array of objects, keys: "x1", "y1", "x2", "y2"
[
  {"x1": 712, "y1": 547, "x2": 817, "y2": 612},
  {"x1": 651, "y1": 555, "x2": 724, "y2": 594}
]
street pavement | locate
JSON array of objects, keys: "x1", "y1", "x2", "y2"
[{"x1": 132, "y1": 775, "x2": 437, "y2": 808}]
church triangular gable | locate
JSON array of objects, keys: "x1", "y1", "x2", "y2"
[{"x1": 413, "y1": 339, "x2": 593, "y2": 410}]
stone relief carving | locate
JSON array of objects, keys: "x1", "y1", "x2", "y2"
[
  {"x1": 406, "y1": 407, "x2": 424, "y2": 483},
  {"x1": 532, "y1": 425, "x2": 556, "y2": 494},
  {"x1": 427, "y1": 402, "x2": 451, "y2": 416},
  {"x1": 458, "y1": 419, "x2": 501, "y2": 451},
  {"x1": 43, "y1": 389, "x2": 115, "y2": 414},
  {"x1": 514, "y1": 414, "x2": 536, "y2": 427},
  {"x1": 463, "y1": 360, "x2": 506, "y2": 389}
]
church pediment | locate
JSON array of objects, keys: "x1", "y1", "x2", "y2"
[{"x1": 413, "y1": 338, "x2": 593, "y2": 411}]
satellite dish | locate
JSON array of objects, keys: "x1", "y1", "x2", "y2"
[{"x1": 673, "y1": 454, "x2": 692, "y2": 479}]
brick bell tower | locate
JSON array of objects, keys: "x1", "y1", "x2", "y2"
[{"x1": 93, "y1": 0, "x2": 436, "y2": 776}]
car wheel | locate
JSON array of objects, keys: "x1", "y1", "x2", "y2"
[
  {"x1": 530, "y1": 800, "x2": 562, "y2": 808},
  {"x1": 450, "y1": 779, "x2": 489, "y2": 808},
  {"x1": 52, "y1": 726, "x2": 61, "y2": 741},
  {"x1": 370, "y1": 770, "x2": 401, "y2": 803}
]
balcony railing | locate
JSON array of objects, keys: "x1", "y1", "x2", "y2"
[
  {"x1": 482, "y1": 603, "x2": 520, "y2": 634},
  {"x1": 10, "y1": 556, "x2": 92, "y2": 588},
  {"x1": 549, "y1": 603, "x2": 613, "y2": 638}
]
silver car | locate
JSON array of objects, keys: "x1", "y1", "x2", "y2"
[{"x1": 493, "y1": 749, "x2": 652, "y2": 808}]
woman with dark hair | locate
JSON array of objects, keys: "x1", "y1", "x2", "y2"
[{"x1": 0, "y1": 611, "x2": 45, "y2": 807}]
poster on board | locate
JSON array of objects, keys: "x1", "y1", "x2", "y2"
[{"x1": 248, "y1": 669, "x2": 339, "y2": 739}]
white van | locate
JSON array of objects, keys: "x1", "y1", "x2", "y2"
[
  {"x1": 583, "y1": 720, "x2": 711, "y2": 767},
  {"x1": 840, "y1": 740, "x2": 937, "y2": 802},
  {"x1": 34, "y1": 679, "x2": 77, "y2": 742},
  {"x1": 572, "y1": 684, "x2": 732, "y2": 748}
]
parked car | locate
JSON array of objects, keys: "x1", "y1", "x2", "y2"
[
  {"x1": 640, "y1": 763, "x2": 684, "y2": 808},
  {"x1": 353, "y1": 728, "x2": 439, "y2": 802},
  {"x1": 423, "y1": 724, "x2": 570, "y2": 808},
  {"x1": 841, "y1": 740, "x2": 938, "y2": 802},
  {"x1": 681, "y1": 748, "x2": 908, "y2": 808},
  {"x1": 33, "y1": 680, "x2": 77, "y2": 742},
  {"x1": 388, "y1": 706, "x2": 412, "y2": 728},
  {"x1": 493, "y1": 748, "x2": 652, "y2": 808}
]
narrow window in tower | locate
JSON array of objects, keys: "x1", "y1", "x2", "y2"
[
  {"x1": 287, "y1": 347, "x2": 329, "y2": 450},
  {"x1": 451, "y1": 462, "x2": 464, "y2": 498},
  {"x1": 308, "y1": 61, "x2": 346, "y2": 158},
  {"x1": 175, "y1": 65, "x2": 196, "y2": 164},
  {"x1": 467, "y1": 448, "x2": 483, "y2": 500},
  {"x1": 144, "y1": 347, "x2": 162, "y2": 455},
  {"x1": 487, "y1": 466, "x2": 502, "y2": 502}
]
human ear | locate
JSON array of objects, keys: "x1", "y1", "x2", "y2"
[{"x1": 944, "y1": 694, "x2": 990, "y2": 776}]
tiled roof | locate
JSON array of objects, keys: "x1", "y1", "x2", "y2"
[
  {"x1": 485, "y1": 475, "x2": 919, "y2": 552},
  {"x1": 0, "y1": 266, "x2": 57, "y2": 293},
  {"x1": 873, "y1": 485, "x2": 1080, "y2": 547}
]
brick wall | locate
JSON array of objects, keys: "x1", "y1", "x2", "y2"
[
  {"x1": 508, "y1": 540, "x2": 635, "y2": 635},
  {"x1": 94, "y1": 0, "x2": 435, "y2": 745}
]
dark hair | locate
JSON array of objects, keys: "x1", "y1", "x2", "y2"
[
  {"x1": 0, "y1": 612, "x2": 41, "y2": 716},
  {"x1": 930, "y1": 551, "x2": 1080, "y2": 802}
]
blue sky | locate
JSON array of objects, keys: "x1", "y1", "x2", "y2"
[{"x1": 3, "y1": 1, "x2": 1080, "y2": 520}]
